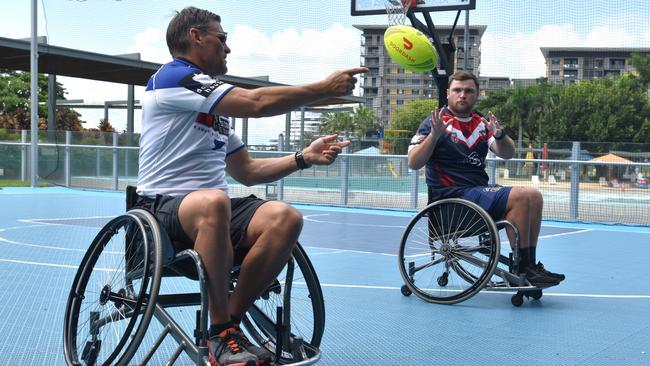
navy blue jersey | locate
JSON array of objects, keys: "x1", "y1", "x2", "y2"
[{"x1": 410, "y1": 106, "x2": 497, "y2": 196}]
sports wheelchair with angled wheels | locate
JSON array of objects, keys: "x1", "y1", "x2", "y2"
[
  {"x1": 64, "y1": 187, "x2": 324, "y2": 365},
  {"x1": 398, "y1": 187, "x2": 545, "y2": 307}
]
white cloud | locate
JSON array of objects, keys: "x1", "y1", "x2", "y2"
[
  {"x1": 480, "y1": 23, "x2": 650, "y2": 79},
  {"x1": 126, "y1": 27, "x2": 169, "y2": 63},
  {"x1": 227, "y1": 23, "x2": 361, "y2": 84}
]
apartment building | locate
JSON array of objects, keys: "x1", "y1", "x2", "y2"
[
  {"x1": 353, "y1": 24, "x2": 486, "y2": 125},
  {"x1": 541, "y1": 47, "x2": 650, "y2": 84}
]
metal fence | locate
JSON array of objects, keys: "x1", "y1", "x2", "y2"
[{"x1": 1, "y1": 130, "x2": 649, "y2": 225}]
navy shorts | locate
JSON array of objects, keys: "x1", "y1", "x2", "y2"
[
  {"x1": 457, "y1": 185, "x2": 512, "y2": 220},
  {"x1": 136, "y1": 193, "x2": 267, "y2": 253}
]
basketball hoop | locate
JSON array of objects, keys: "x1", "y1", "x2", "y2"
[{"x1": 384, "y1": 0, "x2": 416, "y2": 25}]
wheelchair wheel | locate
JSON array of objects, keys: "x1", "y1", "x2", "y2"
[
  {"x1": 241, "y1": 243, "x2": 324, "y2": 363},
  {"x1": 64, "y1": 209, "x2": 163, "y2": 366},
  {"x1": 398, "y1": 199, "x2": 500, "y2": 304}
]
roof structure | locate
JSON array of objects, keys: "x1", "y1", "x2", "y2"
[{"x1": 0, "y1": 36, "x2": 363, "y2": 107}]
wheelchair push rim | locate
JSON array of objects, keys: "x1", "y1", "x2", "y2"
[
  {"x1": 63, "y1": 210, "x2": 163, "y2": 366},
  {"x1": 398, "y1": 198, "x2": 500, "y2": 304}
]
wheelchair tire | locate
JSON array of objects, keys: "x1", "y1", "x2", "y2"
[
  {"x1": 398, "y1": 198, "x2": 500, "y2": 305},
  {"x1": 64, "y1": 209, "x2": 163, "y2": 366},
  {"x1": 241, "y1": 242, "x2": 325, "y2": 363}
]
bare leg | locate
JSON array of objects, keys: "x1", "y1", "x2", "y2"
[
  {"x1": 178, "y1": 189, "x2": 233, "y2": 325},
  {"x1": 504, "y1": 187, "x2": 533, "y2": 250},
  {"x1": 228, "y1": 202, "x2": 301, "y2": 320},
  {"x1": 528, "y1": 189, "x2": 544, "y2": 248}
]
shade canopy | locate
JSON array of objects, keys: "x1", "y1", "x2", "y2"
[
  {"x1": 0, "y1": 36, "x2": 363, "y2": 107},
  {"x1": 590, "y1": 153, "x2": 632, "y2": 164}
]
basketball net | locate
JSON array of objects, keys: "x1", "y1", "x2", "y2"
[{"x1": 384, "y1": 0, "x2": 415, "y2": 26}]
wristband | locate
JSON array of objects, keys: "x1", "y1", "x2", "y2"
[
  {"x1": 494, "y1": 129, "x2": 506, "y2": 140},
  {"x1": 294, "y1": 151, "x2": 311, "y2": 170}
]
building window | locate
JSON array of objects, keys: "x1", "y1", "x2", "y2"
[
  {"x1": 551, "y1": 70, "x2": 560, "y2": 76},
  {"x1": 551, "y1": 58, "x2": 560, "y2": 65},
  {"x1": 609, "y1": 58, "x2": 625, "y2": 69},
  {"x1": 564, "y1": 58, "x2": 578, "y2": 69}
]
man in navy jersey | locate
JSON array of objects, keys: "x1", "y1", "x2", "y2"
[
  {"x1": 137, "y1": 7, "x2": 366, "y2": 366},
  {"x1": 407, "y1": 70, "x2": 564, "y2": 289}
]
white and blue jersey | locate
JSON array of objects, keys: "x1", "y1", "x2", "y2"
[{"x1": 137, "y1": 58, "x2": 245, "y2": 197}]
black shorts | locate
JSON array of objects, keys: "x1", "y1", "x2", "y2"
[{"x1": 136, "y1": 193, "x2": 267, "y2": 252}]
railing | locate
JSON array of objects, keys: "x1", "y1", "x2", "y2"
[{"x1": 1, "y1": 133, "x2": 649, "y2": 225}]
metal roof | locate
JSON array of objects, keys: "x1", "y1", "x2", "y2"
[{"x1": 0, "y1": 36, "x2": 363, "y2": 107}]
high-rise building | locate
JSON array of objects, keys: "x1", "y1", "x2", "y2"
[
  {"x1": 353, "y1": 24, "x2": 486, "y2": 125},
  {"x1": 541, "y1": 47, "x2": 650, "y2": 84}
]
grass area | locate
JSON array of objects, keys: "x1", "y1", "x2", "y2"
[{"x1": 0, "y1": 180, "x2": 51, "y2": 187}]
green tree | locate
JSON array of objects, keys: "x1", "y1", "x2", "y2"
[
  {"x1": 319, "y1": 111, "x2": 354, "y2": 137},
  {"x1": 630, "y1": 52, "x2": 650, "y2": 87},
  {"x1": 389, "y1": 98, "x2": 438, "y2": 133},
  {"x1": 351, "y1": 105, "x2": 380, "y2": 138},
  {"x1": 0, "y1": 69, "x2": 83, "y2": 131}
]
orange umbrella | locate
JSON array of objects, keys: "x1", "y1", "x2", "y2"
[{"x1": 590, "y1": 153, "x2": 632, "y2": 163}]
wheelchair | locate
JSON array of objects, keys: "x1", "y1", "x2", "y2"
[
  {"x1": 64, "y1": 187, "x2": 324, "y2": 365},
  {"x1": 398, "y1": 187, "x2": 545, "y2": 307}
]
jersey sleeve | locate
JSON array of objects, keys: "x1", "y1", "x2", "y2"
[
  {"x1": 408, "y1": 118, "x2": 432, "y2": 152},
  {"x1": 226, "y1": 128, "x2": 246, "y2": 156},
  {"x1": 152, "y1": 67, "x2": 235, "y2": 114}
]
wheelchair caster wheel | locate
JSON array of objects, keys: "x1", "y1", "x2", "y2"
[
  {"x1": 401, "y1": 284, "x2": 412, "y2": 296},
  {"x1": 437, "y1": 272, "x2": 449, "y2": 287},
  {"x1": 530, "y1": 289, "x2": 543, "y2": 300},
  {"x1": 511, "y1": 293, "x2": 524, "y2": 307}
]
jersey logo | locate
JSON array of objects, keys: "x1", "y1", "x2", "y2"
[
  {"x1": 180, "y1": 73, "x2": 223, "y2": 97},
  {"x1": 196, "y1": 114, "x2": 230, "y2": 136},
  {"x1": 212, "y1": 139, "x2": 225, "y2": 150}
]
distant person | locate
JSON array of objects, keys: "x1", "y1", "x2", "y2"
[
  {"x1": 136, "y1": 6, "x2": 366, "y2": 366},
  {"x1": 407, "y1": 70, "x2": 565, "y2": 288}
]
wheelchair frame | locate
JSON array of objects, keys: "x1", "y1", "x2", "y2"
[
  {"x1": 64, "y1": 190, "x2": 324, "y2": 366},
  {"x1": 398, "y1": 187, "x2": 544, "y2": 307}
]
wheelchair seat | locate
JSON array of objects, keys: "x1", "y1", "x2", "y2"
[
  {"x1": 64, "y1": 186, "x2": 325, "y2": 365},
  {"x1": 397, "y1": 187, "x2": 544, "y2": 307}
]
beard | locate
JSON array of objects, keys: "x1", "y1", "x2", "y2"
[{"x1": 448, "y1": 100, "x2": 473, "y2": 116}]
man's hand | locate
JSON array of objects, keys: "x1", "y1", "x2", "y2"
[
  {"x1": 302, "y1": 134, "x2": 350, "y2": 166},
  {"x1": 430, "y1": 107, "x2": 451, "y2": 137},
  {"x1": 322, "y1": 67, "x2": 368, "y2": 96},
  {"x1": 482, "y1": 111, "x2": 504, "y2": 139}
]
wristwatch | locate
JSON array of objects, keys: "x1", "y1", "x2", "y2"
[
  {"x1": 294, "y1": 151, "x2": 311, "y2": 170},
  {"x1": 494, "y1": 129, "x2": 506, "y2": 140}
]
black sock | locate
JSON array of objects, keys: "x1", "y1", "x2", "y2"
[
  {"x1": 529, "y1": 246, "x2": 537, "y2": 265},
  {"x1": 519, "y1": 248, "x2": 533, "y2": 269},
  {"x1": 209, "y1": 321, "x2": 233, "y2": 339}
]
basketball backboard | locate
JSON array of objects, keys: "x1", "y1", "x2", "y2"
[{"x1": 351, "y1": 0, "x2": 475, "y2": 16}]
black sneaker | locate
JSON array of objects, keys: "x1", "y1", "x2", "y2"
[
  {"x1": 208, "y1": 327, "x2": 259, "y2": 366},
  {"x1": 536, "y1": 262, "x2": 566, "y2": 281},
  {"x1": 230, "y1": 325, "x2": 274, "y2": 364},
  {"x1": 523, "y1": 265, "x2": 560, "y2": 288}
]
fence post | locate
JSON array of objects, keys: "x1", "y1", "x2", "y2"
[
  {"x1": 65, "y1": 131, "x2": 71, "y2": 187},
  {"x1": 277, "y1": 134, "x2": 284, "y2": 201},
  {"x1": 569, "y1": 141, "x2": 580, "y2": 220},
  {"x1": 113, "y1": 132, "x2": 119, "y2": 190},
  {"x1": 410, "y1": 166, "x2": 419, "y2": 209},
  {"x1": 21, "y1": 130, "x2": 27, "y2": 182},
  {"x1": 340, "y1": 147, "x2": 349, "y2": 205},
  {"x1": 487, "y1": 151, "x2": 496, "y2": 184}
]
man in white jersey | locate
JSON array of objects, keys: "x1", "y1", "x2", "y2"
[{"x1": 136, "y1": 6, "x2": 366, "y2": 366}]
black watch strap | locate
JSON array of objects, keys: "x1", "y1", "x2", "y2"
[
  {"x1": 294, "y1": 151, "x2": 311, "y2": 170},
  {"x1": 494, "y1": 129, "x2": 506, "y2": 140}
]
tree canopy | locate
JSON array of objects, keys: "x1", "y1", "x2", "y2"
[{"x1": 0, "y1": 69, "x2": 87, "y2": 131}]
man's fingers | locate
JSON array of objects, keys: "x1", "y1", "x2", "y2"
[
  {"x1": 344, "y1": 67, "x2": 369, "y2": 75},
  {"x1": 338, "y1": 140, "x2": 351, "y2": 148}
]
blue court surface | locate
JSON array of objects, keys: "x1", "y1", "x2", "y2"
[{"x1": 0, "y1": 187, "x2": 649, "y2": 365}]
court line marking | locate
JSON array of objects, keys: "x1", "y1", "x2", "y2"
[
  {"x1": 303, "y1": 214, "x2": 406, "y2": 228},
  {"x1": 317, "y1": 282, "x2": 650, "y2": 299},
  {"x1": 3, "y1": 256, "x2": 646, "y2": 300}
]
